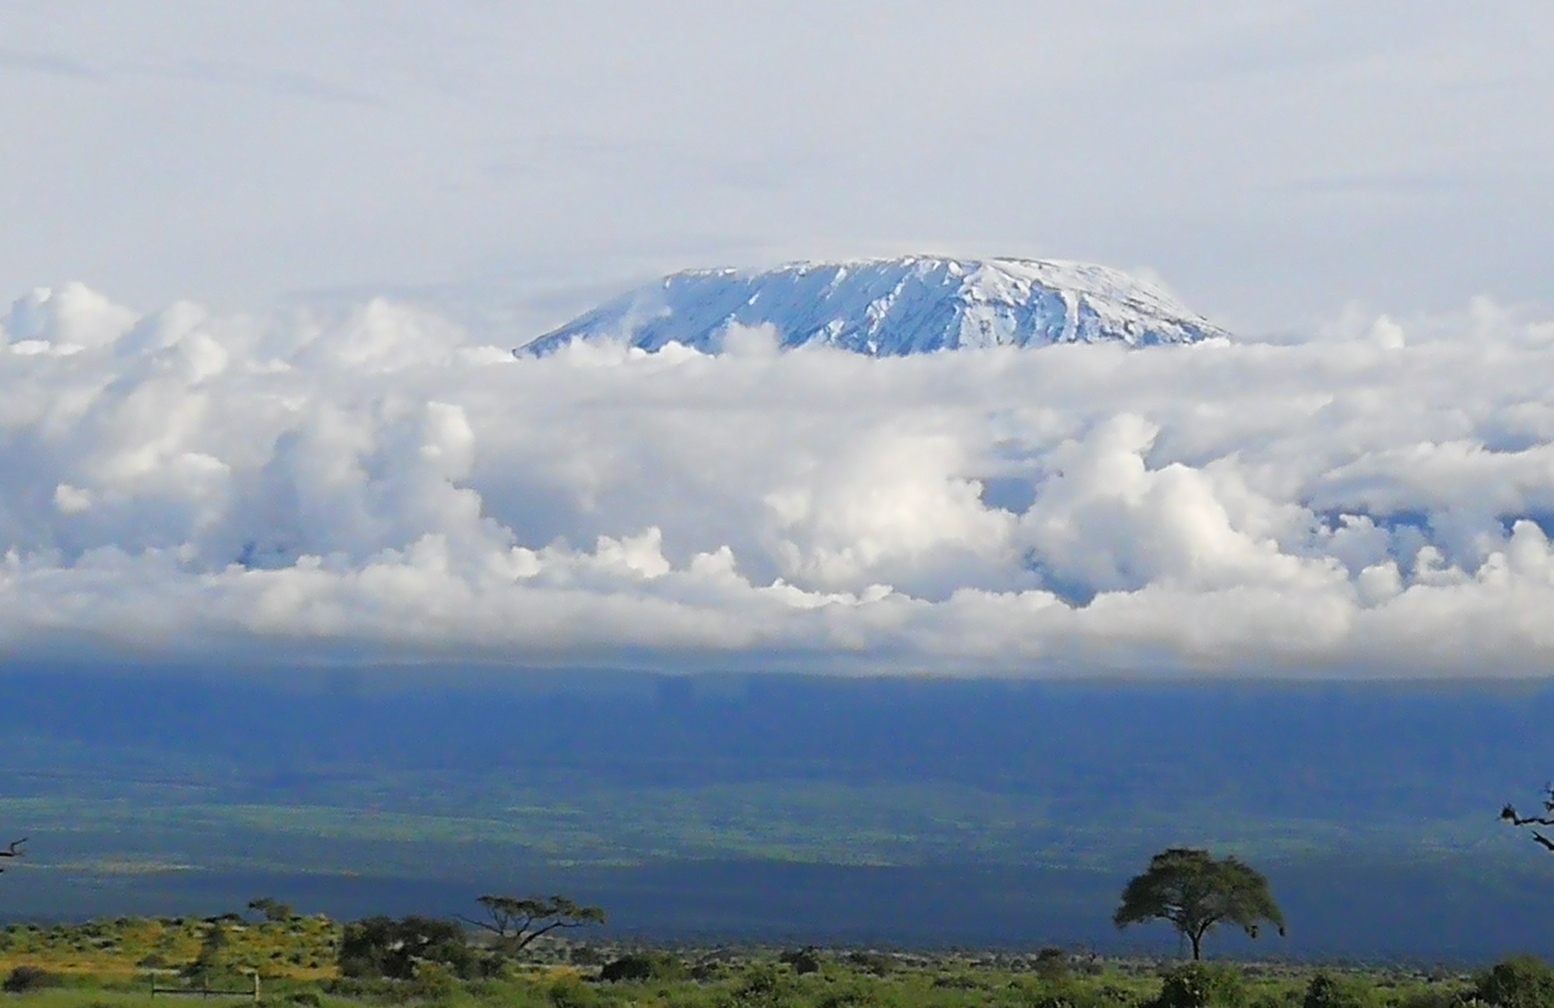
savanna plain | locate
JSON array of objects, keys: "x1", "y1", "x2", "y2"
[{"x1": 2, "y1": 673, "x2": 1553, "y2": 1008}]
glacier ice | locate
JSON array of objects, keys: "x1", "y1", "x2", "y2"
[{"x1": 518, "y1": 257, "x2": 1231, "y2": 357}]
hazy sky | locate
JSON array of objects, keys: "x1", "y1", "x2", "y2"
[{"x1": 2, "y1": 1, "x2": 1552, "y2": 335}]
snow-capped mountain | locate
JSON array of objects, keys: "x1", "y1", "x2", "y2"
[{"x1": 517, "y1": 257, "x2": 1231, "y2": 357}]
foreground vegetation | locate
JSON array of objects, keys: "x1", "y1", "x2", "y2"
[{"x1": 1, "y1": 912, "x2": 1551, "y2": 1008}]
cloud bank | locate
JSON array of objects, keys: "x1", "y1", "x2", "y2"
[{"x1": 5, "y1": 284, "x2": 1554, "y2": 677}]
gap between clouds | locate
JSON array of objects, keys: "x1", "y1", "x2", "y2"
[{"x1": 5, "y1": 283, "x2": 1554, "y2": 677}]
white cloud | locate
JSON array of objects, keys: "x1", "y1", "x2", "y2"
[{"x1": 6, "y1": 284, "x2": 1554, "y2": 677}]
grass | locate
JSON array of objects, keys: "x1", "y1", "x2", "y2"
[
  {"x1": 0, "y1": 917, "x2": 339, "y2": 980},
  {"x1": 0, "y1": 916, "x2": 1487, "y2": 1008}
]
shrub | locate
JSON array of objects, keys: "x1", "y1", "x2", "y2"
[
  {"x1": 408, "y1": 962, "x2": 458, "y2": 1001},
  {"x1": 338, "y1": 915, "x2": 472, "y2": 980},
  {"x1": 600, "y1": 951, "x2": 685, "y2": 983},
  {"x1": 569, "y1": 946, "x2": 604, "y2": 967},
  {"x1": 932, "y1": 973, "x2": 984, "y2": 990},
  {"x1": 1300, "y1": 974, "x2": 1378, "y2": 1008},
  {"x1": 844, "y1": 951, "x2": 894, "y2": 976},
  {"x1": 600, "y1": 955, "x2": 654, "y2": 983},
  {"x1": 1472, "y1": 955, "x2": 1554, "y2": 1008},
  {"x1": 548, "y1": 976, "x2": 599, "y2": 1008},
  {"x1": 1392, "y1": 991, "x2": 1455, "y2": 1008},
  {"x1": 731, "y1": 964, "x2": 795, "y2": 1008},
  {"x1": 1249, "y1": 992, "x2": 1299, "y2": 1008},
  {"x1": 1020, "y1": 978, "x2": 1120, "y2": 1008},
  {"x1": 779, "y1": 947, "x2": 823, "y2": 975},
  {"x1": 1034, "y1": 949, "x2": 1071, "y2": 983},
  {"x1": 2, "y1": 966, "x2": 61, "y2": 994},
  {"x1": 1153, "y1": 963, "x2": 1248, "y2": 1008}
]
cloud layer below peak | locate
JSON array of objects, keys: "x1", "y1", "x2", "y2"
[{"x1": 5, "y1": 284, "x2": 1554, "y2": 678}]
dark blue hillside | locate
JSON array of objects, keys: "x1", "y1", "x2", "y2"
[
  {"x1": 1, "y1": 668, "x2": 1551, "y2": 957},
  {"x1": 1, "y1": 669, "x2": 1547, "y2": 820}
]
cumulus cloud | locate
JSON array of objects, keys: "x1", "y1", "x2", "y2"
[{"x1": 6, "y1": 284, "x2": 1554, "y2": 677}]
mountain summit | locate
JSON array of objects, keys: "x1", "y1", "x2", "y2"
[{"x1": 518, "y1": 257, "x2": 1230, "y2": 357}]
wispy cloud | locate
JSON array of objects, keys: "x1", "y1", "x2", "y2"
[
  {"x1": 0, "y1": 47, "x2": 102, "y2": 80},
  {"x1": 1277, "y1": 170, "x2": 1465, "y2": 198},
  {"x1": 167, "y1": 59, "x2": 383, "y2": 108}
]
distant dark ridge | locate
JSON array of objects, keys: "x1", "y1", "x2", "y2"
[{"x1": 2, "y1": 668, "x2": 1549, "y2": 819}]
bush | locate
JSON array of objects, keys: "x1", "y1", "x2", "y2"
[
  {"x1": 548, "y1": 976, "x2": 599, "y2": 1008},
  {"x1": 731, "y1": 964, "x2": 794, "y2": 1008},
  {"x1": 338, "y1": 915, "x2": 472, "y2": 980},
  {"x1": 1250, "y1": 992, "x2": 1299, "y2": 1008},
  {"x1": 408, "y1": 962, "x2": 458, "y2": 1001},
  {"x1": 1392, "y1": 991, "x2": 1455, "y2": 1008},
  {"x1": 1020, "y1": 978, "x2": 1119, "y2": 1008},
  {"x1": 1300, "y1": 974, "x2": 1378, "y2": 1008},
  {"x1": 1153, "y1": 963, "x2": 1248, "y2": 1008},
  {"x1": 779, "y1": 947, "x2": 822, "y2": 975},
  {"x1": 1034, "y1": 949, "x2": 1071, "y2": 983},
  {"x1": 2, "y1": 966, "x2": 61, "y2": 994},
  {"x1": 569, "y1": 946, "x2": 604, "y2": 967},
  {"x1": 844, "y1": 951, "x2": 894, "y2": 976},
  {"x1": 599, "y1": 951, "x2": 685, "y2": 983},
  {"x1": 1472, "y1": 955, "x2": 1554, "y2": 1008}
]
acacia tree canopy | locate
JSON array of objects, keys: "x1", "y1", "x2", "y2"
[
  {"x1": 1501, "y1": 785, "x2": 1554, "y2": 854},
  {"x1": 1112, "y1": 847, "x2": 1286, "y2": 960},
  {"x1": 246, "y1": 897, "x2": 294, "y2": 922},
  {"x1": 463, "y1": 895, "x2": 606, "y2": 953}
]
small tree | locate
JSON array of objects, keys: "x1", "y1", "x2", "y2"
[
  {"x1": 1471, "y1": 954, "x2": 1554, "y2": 1008},
  {"x1": 182, "y1": 921, "x2": 229, "y2": 984},
  {"x1": 1114, "y1": 847, "x2": 1286, "y2": 960},
  {"x1": 1501, "y1": 784, "x2": 1554, "y2": 853},
  {"x1": 461, "y1": 895, "x2": 605, "y2": 954},
  {"x1": 246, "y1": 897, "x2": 294, "y2": 922},
  {"x1": 339, "y1": 915, "x2": 472, "y2": 980}
]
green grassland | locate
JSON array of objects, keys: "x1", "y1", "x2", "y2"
[
  {"x1": 0, "y1": 915, "x2": 1489, "y2": 1008},
  {"x1": 0, "y1": 916, "x2": 339, "y2": 980}
]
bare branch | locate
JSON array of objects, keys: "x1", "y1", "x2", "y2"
[
  {"x1": 1504, "y1": 810, "x2": 1554, "y2": 827},
  {"x1": 0, "y1": 838, "x2": 25, "y2": 871},
  {"x1": 1503, "y1": 785, "x2": 1554, "y2": 854}
]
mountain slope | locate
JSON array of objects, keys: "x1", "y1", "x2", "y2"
[{"x1": 518, "y1": 257, "x2": 1231, "y2": 357}]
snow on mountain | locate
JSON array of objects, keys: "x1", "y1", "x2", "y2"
[{"x1": 517, "y1": 257, "x2": 1231, "y2": 357}]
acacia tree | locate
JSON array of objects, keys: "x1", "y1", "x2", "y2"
[
  {"x1": 0, "y1": 839, "x2": 24, "y2": 872},
  {"x1": 247, "y1": 896, "x2": 294, "y2": 922},
  {"x1": 460, "y1": 895, "x2": 605, "y2": 954},
  {"x1": 1501, "y1": 784, "x2": 1554, "y2": 853},
  {"x1": 1113, "y1": 847, "x2": 1286, "y2": 960}
]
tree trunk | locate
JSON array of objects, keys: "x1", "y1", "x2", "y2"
[{"x1": 1189, "y1": 931, "x2": 1203, "y2": 960}]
